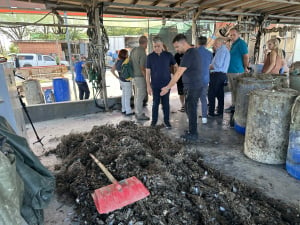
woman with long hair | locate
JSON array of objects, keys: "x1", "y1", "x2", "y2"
[
  {"x1": 262, "y1": 39, "x2": 284, "y2": 74},
  {"x1": 111, "y1": 49, "x2": 134, "y2": 116}
]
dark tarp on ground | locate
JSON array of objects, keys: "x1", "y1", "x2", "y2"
[
  {"x1": 0, "y1": 136, "x2": 25, "y2": 225},
  {"x1": 0, "y1": 116, "x2": 55, "y2": 225}
]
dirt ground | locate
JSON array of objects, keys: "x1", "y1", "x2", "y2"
[{"x1": 25, "y1": 92, "x2": 300, "y2": 225}]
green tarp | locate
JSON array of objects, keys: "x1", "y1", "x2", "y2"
[{"x1": 0, "y1": 116, "x2": 55, "y2": 225}]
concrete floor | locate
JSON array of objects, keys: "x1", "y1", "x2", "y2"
[{"x1": 25, "y1": 86, "x2": 300, "y2": 224}]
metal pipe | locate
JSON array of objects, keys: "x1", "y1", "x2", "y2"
[{"x1": 64, "y1": 11, "x2": 78, "y2": 100}]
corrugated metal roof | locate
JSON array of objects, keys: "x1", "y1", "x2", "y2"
[{"x1": 13, "y1": 0, "x2": 300, "y2": 24}]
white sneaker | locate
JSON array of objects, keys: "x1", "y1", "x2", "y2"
[{"x1": 202, "y1": 118, "x2": 207, "y2": 124}]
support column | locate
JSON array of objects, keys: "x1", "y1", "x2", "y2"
[
  {"x1": 192, "y1": 9, "x2": 202, "y2": 45},
  {"x1": 86, "y1": 3, "x2": 109, "y2": 111},
  {"x1": 64, "y1": 11, "x2": 77, "y2": 100},
  {"x1": 95, "y1": 7, "x2": 108, "y2": 111},
  {"x1": 192, "y1": 18, "x2": 197, "y2": 45},
  {"x1": 253, "y1": 16, "x2": 266, "y2": 64}
]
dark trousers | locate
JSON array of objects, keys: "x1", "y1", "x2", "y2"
[
  {"x1": 208, "y1": 72, "x2": 227, "y2": 115},
  {"x1": 76, "y1": 81, "x2": 90, "y2": 100},
  {"x1": 184, "y1": 88, "x2": 201, "y2": 135},
  {"x1": 152, "y1": 88, "x2": 170, "y2": 124}
]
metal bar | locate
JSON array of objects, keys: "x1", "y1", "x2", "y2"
[
  {"x1": 64, "y1": 11, "x2": 77, "y2": 101},
  {"x1": 0, "y1": 21, "x2": 93, "y2": 28},
  {"x1": 103, "y1": 2, "x2": 180, "y2": 11}
]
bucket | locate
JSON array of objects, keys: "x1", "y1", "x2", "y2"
[
  {"x1": 286, "y1": 96, "x2": 300, "y2": 179},
  {"x1": 52, "y1": 77, "x2": 70, "y2": 102},
  {"x1": 234, "y1": 76, "x2": 277, "y2": 135},
  {"x1": 290, "y1": 75, "x2": 300, "y2": 92},
  {"x1": 22, "y1": 79, "x2": 44, "y2": 105},
  {"x1": 244, "y1": 88, "x2": 298, "y2": 164},
  {"x1": 44, "y1": 89, "x2": 55, "y2": 103}
]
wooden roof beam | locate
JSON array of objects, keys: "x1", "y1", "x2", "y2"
[
  {"x1": 151, "y1": 0, "x2": 164, "y2": 6},
  {"x1": 217, "y1": 0, "x2": 247, "y2": 10},
  {"x1": 196, "y1": 0, "x2": 232, "y2": 9},
  {"x1": 169, "y1": 0, "x2": 188, "y2": 8},
  {"x1": 261, "y1": 0, "x2": 300, "y2": 5},
  {"x1": 131, "y1": 0, "x2": 139, "y2": 4},
  {"x1": 266, "y1": 5, "x2": 300, "y2": 14},
  {"x1": 220, "y1": 0, "x2": 265, "y2": 11},
  {"x1": 280, "y1": 10, "x2": 300, "y2": 16},
  {"x1": 241, "y1": 4, "x2": 289, "y2": 13}
]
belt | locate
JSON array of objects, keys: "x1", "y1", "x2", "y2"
[{"x1": 211, "y1": 71, "x2": 226, "y2": 75}]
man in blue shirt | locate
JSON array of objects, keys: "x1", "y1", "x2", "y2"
[
  {"x1": 146, "y1": 36, "x2": 177, "y2": 128},
  {"x1": 226, "y1": 28, "x2": 249, "y2": 112},
  {"x1": 161, "y1": 34, "x2": 202, "y2": 141},
  {"x1": 197, "y1": 36, "x2": 213, "y2": 124},
  {"x1": 208, "y1": 38, "x2": 230, "y2": 117},
  {"x1": 74, "y1": 56, "x2": 90, "y2": 100}
]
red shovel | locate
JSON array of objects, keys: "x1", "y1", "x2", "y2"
[{"x1": 89, "y1": 153, "x2": 150, "y2": 214}]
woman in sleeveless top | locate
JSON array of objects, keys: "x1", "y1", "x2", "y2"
[{"x1": 262, "y1": 39, "x2": 284, "y2": 74}]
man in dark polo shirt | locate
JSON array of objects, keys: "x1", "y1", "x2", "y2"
[
  {"x1": 161, "y1": 34, "x2": 202, "y2": 141},
  {"x1": 146, "y1": 36, "x2": 177, "y2": 128}
]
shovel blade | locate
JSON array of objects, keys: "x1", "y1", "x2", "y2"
[{"x1": 91, "y1": 176, "x2": 150, "y2": 214}]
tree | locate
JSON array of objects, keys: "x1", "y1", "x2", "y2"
[{"x1": 0, "y1": 26, "x2": 30, "y2": 41}]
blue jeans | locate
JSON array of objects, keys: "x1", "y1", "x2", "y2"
[
  {"x1": 76, "y1": 81, "x2": 90, "y2": 100},
  {"x1": 152, "y1": 87, "x2": 170, "y2": 124},
  {"x1": 184, "y1": 88, "x2": 201, "y2": 135}
]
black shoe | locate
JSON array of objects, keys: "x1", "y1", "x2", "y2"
[
  {"x1": 125, "y1": 112, "x2": 135, "y2": 116},
  {"x1": 150, "y1": 121, "x2": 157, "y2": 127},
  {"x1": 180, "y1": 133, "x2": 198, "y2": 141},
  {"x1": 215, "y1": 112, "x2": 223, "y2": 117},
  {"x1": 165, "y1": 122, "x2": 172, "y2": 129},
  {"x1": 225, "y1": 106, "x2": 235, "y2": 113},
  {"x1": 208, "y1": 113, "x2": 222, "y2": 118},
  {"x1": 122, "y1": 111, "x2": 126, "y2": 115}
]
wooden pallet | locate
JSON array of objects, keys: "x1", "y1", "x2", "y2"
[{"x1": 16, "y1": 65, "x2": 68, "y2": 80}]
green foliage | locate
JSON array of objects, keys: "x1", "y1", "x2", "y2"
[
  {"x1": 9, "y1": 44, "x2": 19, "y2": 53},
  {"x1": 30, "y1": 27, "x2": 88, "y2": 40},
  {"x1": 105, "y1": 26, "x2": 147, "y2": 36}
]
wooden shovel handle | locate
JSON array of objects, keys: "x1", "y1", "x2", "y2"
[{"x1": 89, "y1": 153, "x2": 118, "y2": 185}]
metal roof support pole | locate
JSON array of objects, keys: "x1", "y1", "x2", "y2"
[{"x1": 64, "y1": 11, "x2": 78, "y2": 100}]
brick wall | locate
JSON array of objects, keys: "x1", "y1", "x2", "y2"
[{"x1": 15, "y1": 41, "x2": 64, "y2": 59}]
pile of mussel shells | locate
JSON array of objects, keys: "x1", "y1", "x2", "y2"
[{"x1": 52, "y1": 121, "x2": 299, "y2": 225}]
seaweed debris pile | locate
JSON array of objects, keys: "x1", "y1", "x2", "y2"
[{"x1": 51, "y1": 121, "x2": 299, "y2": 225}]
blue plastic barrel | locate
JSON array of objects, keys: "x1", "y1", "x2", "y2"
[
  {"x1": 52, "y1": 78, "x2": 70, "y2": 102},
  {"x1": 44, "y1": 89, "x2": 54, "y2": 103},
  {"x1": 286, "y1": 130, "x2": 300, "y2": 180},
  {"x1": 234, "y1": 122, "x2": 246, "y2": 135}
]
